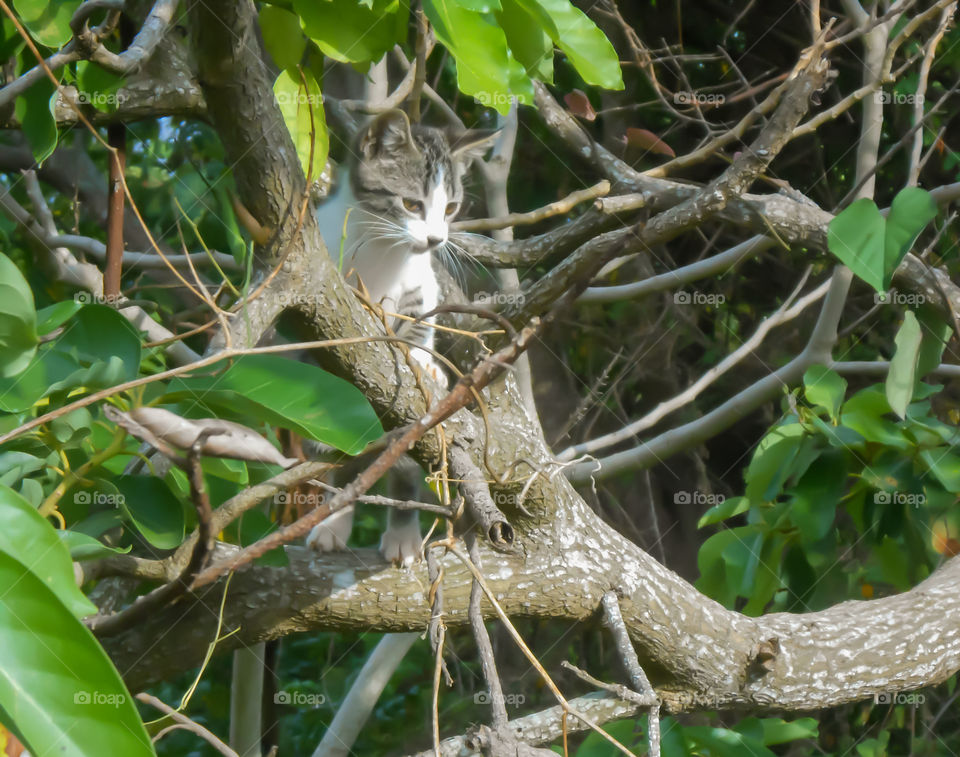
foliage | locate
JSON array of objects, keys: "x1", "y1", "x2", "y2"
[{"x1": 0, "y1": 0, "x2": 959, "y2": 755}]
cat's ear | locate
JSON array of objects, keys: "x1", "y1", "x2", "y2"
[
  {"x1": 360, "y1": 110, "x2": 416, "y2": 157},
  {"x1": 449, "y1": 129, "x2": 501, "y2": 165}
]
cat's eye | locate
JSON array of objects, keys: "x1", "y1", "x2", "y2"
[
  {"x1": 402, "y1": 198, "x2": 424, "y2": 215},
  {"x1": 444, "y1": 202, "x2": 460, "y2": 217}
]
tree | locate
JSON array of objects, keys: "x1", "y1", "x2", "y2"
[{"x1": 0, "y1": 0, "x2": 958, "y2": 755}]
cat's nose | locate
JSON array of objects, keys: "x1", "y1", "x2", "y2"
[{"x1": 426, "y1": 235, "x2": 445, "y2": 248}]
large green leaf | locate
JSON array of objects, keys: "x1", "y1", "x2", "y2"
[
  {"x1": 841, "y1": 387, "x2": 909, "y2": 449},
  {"x1": 827, "y1": 188, "x2": 937, "y2": 292},
  {"x1": 12, "y1": 0, "x2": 82, "y2": 47},
  {"x1": 885, "y1": 311, "x2": 922, "y2": 418},
  {"x1": 0, "y1": 550, "x2": 154, "y2": 757},
  {"x1": 296, "y1": 0, "x2": 407, "y2": 65},
  {"x1": 259, "y1": 5, "x2": 306, "y2": 70},
  {"x1": 518, "y1": 0, "x2": 623, "y2": 89},
  {"x1": 14, "y1": 76, "x2": 57, "y2": 165},
  {"x1": 0, "y1": 304, "x2": 142, "y2": 412},
  {"x1": 0, "y1": 252, "x2": 38, "y2": 378},
  {"x1": 115, "y1": 475, "x2": 186, "y2": 550},
  {"x1": 425, "y1": 0, "x2": 533, "y2": 113},
  {"x1": 274, "y1": 67, "x2": 329, "y2": 180},
  {"x1": 162, "y1": 355, "x2": 383, "y2": 454},
  {"x1": 0, "y1": 485, "x2": 97, "y2": 619},
  {"x1": 497, "y1": 0, "x2": 553, "y2": 80}
]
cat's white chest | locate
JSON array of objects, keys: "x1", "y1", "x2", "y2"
[{"x1": 316, "y1": 175, "x2": 439, "y2": 320}]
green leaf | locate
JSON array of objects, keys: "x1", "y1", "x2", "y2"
[
  {"x1": 0, "y1": 303, "x2": 144, "y2": 412},
  {"x1": 919, "y1": 448, "x2": 960, "y2": 493},
  {"x1": 789, "y1": 451, "x2": 846, "y2": 545},
  {"x1": 886, "y1": 311, "x2": 922, "y2": 418},
  {"x1": 497, "y1": 0, "x2": 553, "y2": 80},
  {"x1": 36, "y1": 300, "x2": 83, "y2": 335},
  {"x1": 12, "y1": 0, "x2": 82, "y2": 47},
  {"x1": 841, "y1": 387, "x2": 909, "y2": 449},
  {"x1": 59, "y1": 530, "x2": 131, "y2": 561},
  {"x1": 0, "y1": 451, "x2": 46, "y2": 486},
  {"x1": 683, "y1": 725, "x2": 777, "y2": 757},
  {"x1": 0, "y1": 550, "x2": 155, "y2": 757},
  {"x1": 296, "y1": 0, "x2": 407, "y2": 65},
  {"x1": 14, "y1": 76, "x2": 57, "y2": 165},
  {"x1": 115, "y1": 475, "x2": 186, "y2": 549},
  {"x1": 734, "y1": 717, "x2": 818, "y2": 745},
  {"x1": 827, "y1": 188, "x2": 937, "y2": 292},
  {"x1": 697, "y1": 495, "x2": 749, "y2": 528},
  {"x1": 259, "y1": 6, "x2": 306, "y2": 70},
  {"x1": 803, "y1": 364, "x2": 846, "y2": 422},
  {"x1": 75, "y1": 60, "x2": 126, "y2": 113},
  {"x1": 273, "y1": 67, "x2": 329, "y2": 180},
  {"x1": 51, "y1": 407, "x2": 93, "y2": 445},
  {"x1": 227, "y1": 509, "x2": 288, "y2": 567},
  {"x1": 424, "y1": 0, "x2": 533, "y2": 113},
  {"x1": 455, "y1": 0, "x2": 502, "y2": 10},
  {"x1": 745, "y1": 423, "x2": 806, "y2": 503},
  {"x1": 162, "y1": 355, "x2": 383, "y2": 455},
  {"x1": 885, "y1": 187, "x2": 938, "y2": 278},
  {"x1": 0, "y1": 485, "x2": 97, "y2": 619},
  {"x1": 0, "y1": 252, "x2": 38, "y2": 378},
  {"x1": 696, "y1": 526, "x2": 758, "y2": 607},
  {"x1": 741, "y1": 536, "x2": 784, "y2": 616},
  {"x1": 519, "y1": 0, "x2": 623, "y2": 89},
  {"x1": 915, "y1": 306, "x2": 953, "y2": 381}
]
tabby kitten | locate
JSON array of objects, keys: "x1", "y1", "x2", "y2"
[{"x1": 307, "y1": 109, "x2": 496, "y2": 564}]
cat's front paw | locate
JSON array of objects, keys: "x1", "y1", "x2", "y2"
[
  {"x1": 306, "y1": 506, "x2": 354, "y2": 552},
  {"x1": 379, "y1": 516, "x2": 423, "y2": 566}
]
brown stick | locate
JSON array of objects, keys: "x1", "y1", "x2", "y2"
[{"x1": 103, "y1": 122, "x2": 126, "y2": 298}]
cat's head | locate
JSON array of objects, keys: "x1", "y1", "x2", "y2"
[{"x1": 351, "y1": 110, "x2": 498, "y2": 252}]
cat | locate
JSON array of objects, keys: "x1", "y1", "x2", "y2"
[{"x1": 307, "y1": 109, "x2": 497, "y2": 564}]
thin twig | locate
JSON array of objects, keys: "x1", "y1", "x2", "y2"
[
  {"x1": 136, "y1": 693, "x2": 239, "y2": 757},
  {"x1": 452, "y1": 181, "x2": 611, "y2": 233}
]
